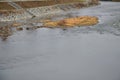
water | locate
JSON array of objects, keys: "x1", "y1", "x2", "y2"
[{"x1": 0, "y1": 2, "x2": 120, "y2": 80}]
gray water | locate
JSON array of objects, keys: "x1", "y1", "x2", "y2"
[{"x1": 0, "y1": 2, "x2": 120, "y2": 80}]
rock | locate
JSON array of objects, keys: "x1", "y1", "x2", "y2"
[
  {"x1": 16, "y1": 27, "x2": 23, "y2": 31},
  {"x1": 12, "y1": 22, "x2": 22, "y2": 27}
]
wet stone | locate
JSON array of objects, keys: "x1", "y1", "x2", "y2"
[
  {"x1": 16, "y1": 27, "x2": 23, "y2": 31},
  {"x1": 0, "y1": 26, "x2": 12, "y2": 40}
]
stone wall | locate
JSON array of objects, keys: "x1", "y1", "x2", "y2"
[{"x1": 0, "y1": 0, "x2": 99, "y2": 22}]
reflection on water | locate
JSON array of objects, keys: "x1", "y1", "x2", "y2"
[{"x1": 0, "y1": 2, "x2": 120, "y2": 80}]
